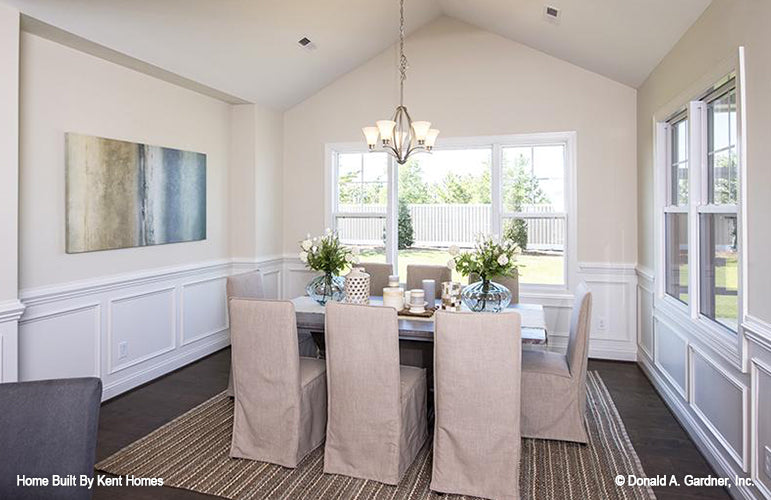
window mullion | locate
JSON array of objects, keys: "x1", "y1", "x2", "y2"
[
  {"x1": 688, "y1": 100, "x2": 706, "y2": 320},
  {"x1": 491, "y1": 143, "x2": 502, "y2": 238},
  {"x1": 386, "y1": 156, "x2": 398, "y2": 273}
]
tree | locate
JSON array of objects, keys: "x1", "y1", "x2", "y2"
[
  {"x1": 398, "y1": 160, "x2": 432, "y2": 204},
  {"x1": 397, "y1": 199, "x2": 414, "y2": 249},
  {"x1": 502, "y1": 152, "x2": 550, "y2": 250},
  {"x1": 437, "y1": 172, "x2": 472, "y2": 203}
]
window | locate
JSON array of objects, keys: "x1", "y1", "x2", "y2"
[
  {"x1": 657, "y1": 76, "x2": 740, "y2": 334},
  {"x1": 332, "y1": 152, "x2": 389, "y2": 264},
  {"x1": 664, "y1": 114, "x2": 689, "y2": 304},
  {"x1": 329, "y1": 133, "x2": 575, "y2": 289},
  {"x1": 699, "y1": 83, "x2": 738, "y2": 331},
  {"x1": 502, "y1": 145, "x2": 566, "y2": 285}
]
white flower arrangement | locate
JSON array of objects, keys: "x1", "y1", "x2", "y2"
[
  {"x1": 298, "y1": 231, "x2": 356, "y2": 275},
  {"x1": 451, "y1": 234, "x2": 519, "y2": 282}
]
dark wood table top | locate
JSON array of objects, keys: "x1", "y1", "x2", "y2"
[{"x1": 292, "y1": 296, "x2": 547, "y2": 345}]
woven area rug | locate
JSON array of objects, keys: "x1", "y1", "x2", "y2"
[{"x1": 97, "y1": 372, "x2": 655, "y2": 499}]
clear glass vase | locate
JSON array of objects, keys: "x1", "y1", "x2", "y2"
[
  {"x1": 306, "y1": 272, "x2": 345, "y2": 305},
  {"x1": 461, "y1": 279, "x2": 512, "y2": 313}
]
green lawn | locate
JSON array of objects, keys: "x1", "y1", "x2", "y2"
[
  {"x1": 672, "y1": 253, "x2": 738, "y2": 329},
  {"x1": 359, "y1": 247, "x2": 564, "y2": 285}
]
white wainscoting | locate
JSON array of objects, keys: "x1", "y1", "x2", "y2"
[
  {"x1": 637, "y1": 267, "x2": 770, "y2": 500},
  {"x1": 745, "y1": 318, "x2": 771, "y2": 499},
  {"x1": 17, "y1": 257, "x2": 284, "y2": 401}
]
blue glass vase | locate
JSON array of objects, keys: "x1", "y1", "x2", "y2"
[
  {"x1": 461, "y1": 279, "x2": 511, "y2": 313},
  {"x1": 306, "y1": 272, "x2": 345, "y2": 305}
]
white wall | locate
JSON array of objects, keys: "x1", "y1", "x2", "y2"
[
  {"x1": 14, "y1": 32, "x2": 246, "y2": 399},
  {"x1": 229, "y1": 103, "x2": 284, "y2": 261},
  {"x1": 637, "y1": 1, "x2": 771, "y2": 497},
  {"x1": 283, "y1": 16, "x2": 637, "y2": 263},
  {"x1": 19, "y1": 32, "x2": 231, "y2": 290},
  {"x1": 283, "y1": 16, "x2": 639, "y2": 360},
  {"x1": 0, "y1": 3, "x2": 23, "y2": 382}
]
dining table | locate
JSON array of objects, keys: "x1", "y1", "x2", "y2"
[{"x1": 291, "y1": 295, "x2": 548, "y2": 359}]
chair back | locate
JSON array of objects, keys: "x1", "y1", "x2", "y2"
[
  {"x1": 361, "y1": 262, "x2": 393, "y2": 296},
  {"x1": 227, "y1": 270, "x2": 264, "y2": 300},
  {"x1": 229, "y1": 299, "x2": 302, "y2": 456},
  {"x1": 324, "y1": 302, "x2": 402, "y2": 475},
  {"x1": 406, "y1": 265, "x2": 451, "y2": 299},
  {"x1": 432, "y1": 311, "x2": 522, "y2": 498},
  {"x1": 566, "y1": 283, "x2": 592, "y2": 378},
  {"x1": 0, "y1": 378, "x2": 102, "y2": 499}
]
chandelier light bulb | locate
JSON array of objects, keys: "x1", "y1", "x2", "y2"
[
  {"x1": 362, "y1": 127, "x2": 380, "y2": 149},
  {"x1": 425, "y1": 129, "x2": 440, "y2": 150},
  {"x1": 411, "y1": 121, "x2": 432, "y2": 144},
  {"x1": 376, "y1": 120, "x2": 396, "y2": 145}
]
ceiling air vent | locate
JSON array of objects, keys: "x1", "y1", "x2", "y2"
[
  {"x1": 297, "y1": 36, "x2": 317, "y2": 51},
  {"x1": 544, "y1": 5, "x2": 561, "y2": 24}
]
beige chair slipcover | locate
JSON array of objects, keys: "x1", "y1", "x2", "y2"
[
  {"x1": 323, "y1": 302, "x2": 428, "y2": 485},
  {"x1": 361, "y1": 262, "x2": 393, "y2": 296},
  {"x1": 431, "y1": 310, "x2": 523, "y2": 500},
  {"x1": 229, "y1": 299, "x2": 327, "y2": 467},
  {"x1": 226, "y1": 271, "x2": 264, "y2": 397},
  {"x1": 406, "y1": 265, "x2": 452, "y2": 299},
  {"x1": 521, "y1": 282, "x2": 593, "y2": 443},
  {"x1": 468, "y1": 271, "x2": 520, "y2": 304}
]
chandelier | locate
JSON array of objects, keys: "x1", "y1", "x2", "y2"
[{"x1": 361, "y1": 0, "x2": 439, "y2": 164}]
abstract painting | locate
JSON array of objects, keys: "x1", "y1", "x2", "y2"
[{"x1": 66, "y1": 133, "x2": 206, "y2": 253}]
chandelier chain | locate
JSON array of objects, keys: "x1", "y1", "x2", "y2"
[{"x1": 399, "y1": 0, "x2": 408, "y2": 105}]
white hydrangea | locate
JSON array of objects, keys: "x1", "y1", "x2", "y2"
[
  {"x1": 299, "y1": 251, "x2": 309, "y2": 263},
  {"x1": 301, "y1": 239, "x2": 312, "y2": 251},
  {"x1": 497, "y1": 254, "x2": 509, "y2": 266},
  {"x1": 447, "y1": 258, "x2": 456, "y2": 270},
  {"x1": 448, "y1": 245, "x2": 460, "y2": 257}
]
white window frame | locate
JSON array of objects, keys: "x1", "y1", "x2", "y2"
[
  {"x1": 652, "y1": 48, "x2": 747, "y2": 369},
  {"x1": 326, "y1": 132, "x2": 578, "y2": 294}
]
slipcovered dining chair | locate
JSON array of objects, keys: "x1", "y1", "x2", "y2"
[
  {"x1": 323, "y1": 302, "x2": 428, "y2": 484},
  {"x1": 229, "y1": 299, "x2": 327, "y2": 467},
  {"x1": 406, "y1": 264, "x2": 451, "y2": 299},
  {"x1": 361, "y1": 262, "x2": 393, "y2": 296},
  {"x1": 521, "y1": 282, "x2": 592, "y2": 443},
  {"x1": 468, "y1": 271, "x2": 520, "y2": 304},
  {"x1": 431, "y1": 311, "x2": 522, "y2": 500},
  {"x1": 226, "y1": 270, "x2": 264, "y2": 397}
]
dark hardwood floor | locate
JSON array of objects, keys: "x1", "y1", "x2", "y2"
[{"x1": 94, "y1": 350, "x2": 730, "y2": 499}]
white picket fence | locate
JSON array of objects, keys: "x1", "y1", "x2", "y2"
[{"x1": 337, "y1": 203, "x2": 564, "y2": 251}]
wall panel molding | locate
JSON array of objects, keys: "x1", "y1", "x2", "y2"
[
  {"x1": 107, "y1": 286, "x2": 176, "y2": 375},
  {"x1": 637, "y1": 268, "x2": 764, "y2": 497},
  {"x1": 688, "y1": 344, "x2": 749, "y2": 471},
  {"x1": 180, "y1": 276, "x2": 228, "y2": 346},
  {"x1": 17, "y1": 260, "x2": 246, "y2": 400}
]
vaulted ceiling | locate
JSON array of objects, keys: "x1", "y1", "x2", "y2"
[{"x1": 4, "y1": 0, "x2": 712, "y2": 109}]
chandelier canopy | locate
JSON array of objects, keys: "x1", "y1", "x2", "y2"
[{"x1": 362, "y1": 0, "x2": 438, "y2": 164}]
